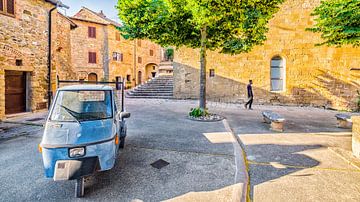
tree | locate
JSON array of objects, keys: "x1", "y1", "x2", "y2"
[
  {"x1": 307, "y1": 0, "x2": 360, "y2": 47},
  {"x1": 117, "y1": 0, "x2": 284, "y2": 110}
]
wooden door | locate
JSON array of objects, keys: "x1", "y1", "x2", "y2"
[
  {"x1": 88, "y1": 73, "x2": 98, "y2": 82},
  {"x1": 138, "y1": 71, "x2": 142, "y2": 84},
  {"x1": 5, "y1": 71, "x2": 26, "y2": 114}
]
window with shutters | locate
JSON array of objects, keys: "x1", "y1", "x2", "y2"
[
  {"x1": 270, "y1": 56, "x2": 285, "y2": 92},
  {"x1": 88, "y1": 52, "x2": 97, "y2": 64},
  {"x1": 150, "y1": 49, "x2": 154, "y2": 56},
  {"x1": 0, "y1": 0, "x2": 15, "y2": 16},
  {"x1": 88, "y1": 27, "x2": 96, "y2": 38},
  {"x1": 113, "y1": 52, "x2": 124, "y2": 62},
  {"x1": 115, "y1": 32, "x2": 121, "y2": 41},
  {"x1": 138, "y1": 57, "x2": 142, "y2": 63}
]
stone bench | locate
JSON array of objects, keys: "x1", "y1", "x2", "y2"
[
  {"x1": 335, "y1": 113, "x2": 352, "y2": 129},
  {"x1": 262, "y1": 111, "x2": 285, "y2": 132}
]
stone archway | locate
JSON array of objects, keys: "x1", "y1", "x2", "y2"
[
  {"x1": 145, "y1": 63, "x2": 159, "y2": 80},
  {"x1": 88, "y1": 73, "x2": 98, "y2": 82}
]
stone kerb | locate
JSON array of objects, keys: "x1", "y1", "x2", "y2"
[{"x1": 352, "y1": 116, "x2": 360, "y2": 158}]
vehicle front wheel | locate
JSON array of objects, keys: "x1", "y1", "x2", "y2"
[
  {"x1": 119, "y1": 136, "x2": 125, "y2": 149},
  {"x1": 75, "y1": 177, "x2": 85, "y2": 198}
]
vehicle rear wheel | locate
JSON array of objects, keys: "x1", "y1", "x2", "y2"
[
  {"x1": 119, "y1": 136, "x2": 125, "y2": 149},
  {"x1": 75, "y1": 177, "x2": 85, "y2": 198}
]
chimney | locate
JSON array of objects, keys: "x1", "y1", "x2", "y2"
[{"x1": 98, "y1": 10, "x2": 106, "y2": 18}]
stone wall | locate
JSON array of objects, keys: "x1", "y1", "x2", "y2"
[
  {"x1": 134, "y1": 39, "x2": 162, "y2": 85},
  {"x1": 70, "y1": 8, "x2": 162, "y2": 87},
  {"x1": 51, "y1": 12, "x2": 77, "y2": 91},
  {"x1": 353, "y1": 116, "x2": 360, "y2": 158},
  {"x1": 108, "y1": 25, "x2": 134, "y2": 82},
  {"x1": 173, "y1": 0, "x2": 360, "y2": 111},
  {"x1": 70, "y1": 19, "x2": 106, "y2": 81},
  {"x1": 0, "y1": 0, "x2": 53, "y2": 119}
]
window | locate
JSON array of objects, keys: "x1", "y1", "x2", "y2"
[
  {"x1": 115, "y1": 32, "x2": 121, "y2": 41},
  {"x1": 113, "y1": 52, "x2": 123, "y2": 61},
  {"x1": 209, "y1": 69, "x2": 215, "y2": 77},
  {"x1": 138, "y1": 57, "x2": 142, "y2": 63},
  {"x1": 270, "y1": 56, "x2": 285, "y2": 91},
  {"x1": 126, "y1": 75, "x2": 131, "y2": 81},
  {"x1": 0, "y1": 0, "x2": 15, "y2": 16},
  {"x1": 16, "y1": 59, "x2": 22, "y2": 66},
  {"x1": 88, "y1": 27, "x2": 96, "y2": 38},
  {"x1": 88, "y1": 52, "x2": 97, "y2": 64},
  {"x1": 137, "y1": 40, "x2": 141, "y2": 47},
  {"x1": 150, "y1": 49, "x2": 154, "y2": 56}
]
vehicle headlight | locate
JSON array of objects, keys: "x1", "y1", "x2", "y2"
[{"x1": 69, "y1": 147, "x2": 85, "y2": 158}]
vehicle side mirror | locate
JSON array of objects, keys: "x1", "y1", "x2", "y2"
[{"x1": 120, "y1": 112, "x2": 131, "y2": 119}]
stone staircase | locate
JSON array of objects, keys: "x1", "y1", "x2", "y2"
[{"x1": 126, "y1": 75, "x2": 173, "y2": 99}]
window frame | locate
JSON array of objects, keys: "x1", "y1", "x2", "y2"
[
  {"x1": 88, "y1": 26, "x2": 96, "y2": 38},
  {"x1": 115, "y1": 32, "x2": 121, "y2": 41},
  {"x1": 270, "y1": 56, "x2": 286, "y2": 92},
  {"x1": 88, "y1": 52, "x2": 97, "y2": 64},
  {"x1": 0, "y1": 0, "x2": 15, "y2": 17},
  {"x1": 112, "y1": 52, "x2": 123, "y2": 62}
]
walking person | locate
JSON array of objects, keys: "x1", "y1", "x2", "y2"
[{"x1": 245, "y1": 80, "x2": 253, "y2": 110}]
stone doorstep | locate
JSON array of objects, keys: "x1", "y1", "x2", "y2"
[{"x1": 2, "y1": 110, "x2": 47, "y2": 124}]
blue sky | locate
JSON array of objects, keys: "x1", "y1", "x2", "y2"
[{"x1": 58, "y1": 0, "x2": 119, "y2": 22}]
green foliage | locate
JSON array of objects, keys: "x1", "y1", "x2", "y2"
[
  {"x1": 165, "y1": 48, "x2": 174, "y2": 60},
  {"x1": 117, "y1": 0, "x2": 285, "y2": 54},
  {"x1": 189, "y1": 107, "x2": 208, "y2": 118},
  {"x1": 307, "y1": 0, "x2": 360, "y2": 47}
]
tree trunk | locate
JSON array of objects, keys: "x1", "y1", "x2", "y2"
[{"x1": 199, "y1": 26, "x2": 207, "y2": 110}]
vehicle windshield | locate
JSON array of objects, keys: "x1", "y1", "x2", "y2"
[{"x1": 50, "y1": 90, "x2": 113, "y2": 122}]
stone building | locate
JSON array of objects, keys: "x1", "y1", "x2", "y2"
[
  {"x1": 51, "y1": 11, "x2": 77, "y2": 92},
  {"x1": 0, "y1": 0, "x2": 62, "y2": 119},
  {"x1": 173, "y1": 0, "x2": 360, "y2": 111},
  {"x1": 69, "y1": 7, "x2": 162, "y2": 88}
]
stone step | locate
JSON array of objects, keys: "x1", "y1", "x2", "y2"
[
  {"x1": 128, "y1": 75, "x2": 174, "y2": 99},
  {"x1": 126, "y1": 95, "x2": 173, "y2": 99},
  {"x1": 133, "y1": 90, "x2": 173, "y2": 93}
]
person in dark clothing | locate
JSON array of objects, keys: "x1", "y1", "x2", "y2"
[{"x1": 245, "y1": 80, "x2": 253, "y2": 110}]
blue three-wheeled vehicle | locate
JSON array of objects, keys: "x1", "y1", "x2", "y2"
[{"x1": 39, "y1": 80, "x2": 130, "y2": 197}]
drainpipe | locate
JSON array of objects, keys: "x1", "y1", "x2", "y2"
[{"x1": 47, "y1": 1, "x2": 69, "y2": 109}]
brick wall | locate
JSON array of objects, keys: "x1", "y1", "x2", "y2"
[
  {"x1": 0, "y1": 0, "x2": 53, "y2": 119},
  {"x1": 173, "y1": 0, "x2": 360, "y2": 111}
]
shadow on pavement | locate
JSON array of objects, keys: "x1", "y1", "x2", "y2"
[{"x1": 245, "y1": 144, "x2": 321, "y2": 199}]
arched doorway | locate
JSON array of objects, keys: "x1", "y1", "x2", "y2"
[
  {"x1": 138, "y1": 71, "x2": 142, "y2": 84},
  {"x1": 88, "y1": 73, "x2": 98, "y2": 82},
  {"x1": 145, "y1": 63, "x2": 159, "y2": 80}
]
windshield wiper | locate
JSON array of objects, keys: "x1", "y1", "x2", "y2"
[{"x1": 58, "y1": 104, "x2": 81, "y2": 124}]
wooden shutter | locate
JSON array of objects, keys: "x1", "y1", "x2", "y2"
[
  {"x1": 89, "y1": 52, "x2": 96, "y2": 63},
  {"x1": 116, "y1": 33, "x2": 120, "y2": 41},
  {"x1": 0, "y1": 0, "x2": 4, "y2": 12},
  {"x1": 6, "y1": 0, "x2": 14, "y2": 15},
  {"x1": 88, "y1": 27, "x2": 96, "y2": 38}
]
